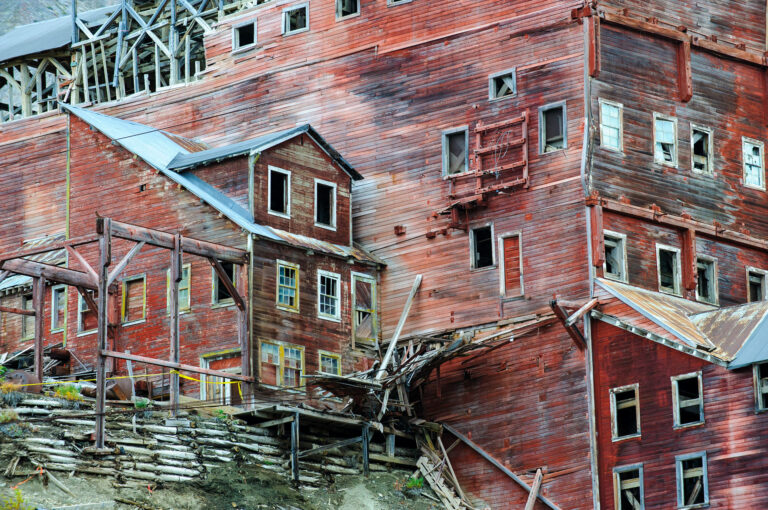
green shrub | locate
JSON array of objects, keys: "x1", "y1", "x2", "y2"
[
  {"x1": 54, "y1": 384, "x2": 83, "y2": 402},
  {"x1": 0, "y1": 410, "x2": 18, "y2": 424},
  {"x1": 0, "y1": 489, "x2": 33, "y2": 510}
]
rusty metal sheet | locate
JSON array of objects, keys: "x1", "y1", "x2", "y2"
[{"x1": 0, "y1": 234, "x2": 67, "y2": 295}]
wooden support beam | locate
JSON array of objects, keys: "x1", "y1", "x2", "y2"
[
  {"x1": 376, "y1": 274, "x2": 422, "y2": 380},
  {"x1": 438, "y1": 436, "x2": 467, "y2": 503},
  {"x1": 237, "y1": 259, "x2": 251, "y2": 393},
  {"x1": 298, "y1": 436, "x2": 362, "y2": 458},
  {"x1": 362, "y1": 423, "x2": 370, "y2": 477},
  {"x1": 107, "y1": 241, "x2": 145, "y2": 286},
  {"x1": 209, "y1": 257, "x2": 245, "y2": 311},
  {"x1": 587, "y1": 14, "x2": 600, "y2": 77},
  {"x1": 95, "y1": 218, "x2": 111, "y2": 449},
  {"x1": 258, "y1": 415, "x2": 295, "y2": 428},
  {"x1": 66, "y1": 245, "x2": 98, "y2": 284},
  {"x1": 101, "y1": 349, "x2": 256, "y2": 382},
  {"x1": 0, "y1": 306, "x2": 35, "y2": 316},
  {"x1": 524, "y1": 469, "x2": 544, "y2": 510},
  {"x1": 677, "y1": 39, "x2": 693, "y2": 102},
  {"x1": 32, "y1": 277, "x2": 45, "y2": 381},
  {"x1": 76, "y1": 286, "x2": 98, "y2": 318},
  {"x1": 291, "y1": 411, "x2": 300, "y2": 482},
  {"x1": 551, "y1": 300, "x2": 587, "y2": 351},
  {"x1": 1, "y1": 258, "x2": 97, "y2": 290},
  {"x1": 589, "y1": 202, "x2": 605, "y2": 269},
  {"x1": 682, "y1": 228, "x2": 697, "y2": 294},
  {"x1": 565, "y1": 298, "x2": 599, "y2": 327},
  {"x1": 169, "y1": 234, "x2": 181, "y2": 415}
]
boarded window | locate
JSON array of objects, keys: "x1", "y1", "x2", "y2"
[
  {"x1": 21, "y1": 294, "x2": 34, "y2": 340},
  {"x1": 353, "y1": 274, "x2": 377, "y2": 344},
  {"x1": 540, "y1": 103, "x2": 566, "y2": 153},
  {"x1": 283, "y1": 4, "x2": 308, "y2": 35},
  {"x1": 232, "y1": 22, "x2": 256, "y2": 51},
  {"x1": 599, "y1": 100, "x2": 622, "y2": 151},
  {"x1": 202, "y1": 353, "x2": 242, "y2": 406},
  {"x1": 676, "y1": 454, "x2": 708, "y2": 507},
  {"x1": 691, "y1": 127, "x2": 712, "y2": 174},
  {"x1": 755, "y1": 363, "x2": 768, "y2": 411},
  {"x1": 654, "y1": 115, "x2": 677, "y2": 165},
  {"x1": 213, "y1": 262, "x2": 236, "y2": 305},
  {"x1": 78, "y1": 291, "x2": 97, "y2": 334},
  {"x1": 748, "y1": 270, "x2": 766, "y2": 302},
  {"x1": 614, "y1": 467, "x2": 644, "y2": 510},
  {"x1": 122, "y1": 276, "x2": 146, "y2": 324},
  {"x1": 277, "y1": 261, "x2": 299, "y2": 311},
  {"x1": 471, "y1": 226, "x2": 494, "y2": 269},
  {"x1": 320, "y1": 352, "x2": 341, "y2": 375},
  {"x1": 502, "y1": 234, "x2": 522, "y2": 296},
  {"x1": 743, "y1": 137, "x2": 765, "y2": 189},
  {"x1": 315, "y1": 181, "x2": 336, "y2": 228},
  {"x1": 657, "y1": 246, "x2": 680, "y2": 295},
  {"x1": 51, "y1": 286, "x2": 67, "y2": 332},
  {"x1": 336, "y1": 0, "x2": 359, "y2": 18},
  {"x1": 672, "y1": 373, "x2": 703, "y2": 427},
  {"x1": 318, "y1": 271, "x2": 340, "y2": 320},
  {"x1": 443, "y1": 129, "x2": 468, "y2": 175},
  {"x1": 269, "y1": 168, "x2": 290, "y2": 216},
  {"x1": 604, "y1": 232, "x2": 626, "y2": 282},
  {"x1": 489, "y1": 69, "x2": 516, "y2": 100},
  {"x1": 696, "y1": 257, "x2": 716, "y2": 304},
  {"x1": 610, "y1": 385, "x2": 640, "y2": 439}
]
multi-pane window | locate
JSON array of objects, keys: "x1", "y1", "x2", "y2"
[
  {"x1": 748, "y1": 268, "x2": 767, "y2": 302},
  {"x1": 442, "y1": 127, "x2": 468, "y2": 176},
  {"x1": 691, "y1": 125, "x2": 712, "y2": 175},
  {"x1": 122, "y1": 275, "x2": 146, "y2": 324},
  {"x1": 613, "y1": 465, "x2": 644, "y2": 510},
  {"x1": 21, "y1": 293, "x2": 34, "y2": 340},
  {"x1": 268, "y1": 167, "x2": 290, "y2": 217},
  {"x1": 201, "y1": 352, "x2": 242, "y2": 406},
  {"x1": 261, "y1": 342, "x2": 281, "y2": 386},
  {"x1": 51, "y1": 285, "x2": 66, "y2": 333},
  {"x1": 167, "y1": 264, "x2": 191, "y2": 312},
  {"x1": 695, "y1": 257, "x2": 717, "y2": 304},
  {"x1": 743, "y1": 137, "x2": 765, "y2": 190},
  {"x1": 317, "y1": 270, "x2": 340, "y2": 321},
  {"x1": 470, "y1": 225, "x2": 494, "y2": 269},
  {"x1": 500, "y1": 233, "x2": 523, "y2": 297},
  {"x1": 604, "y1": 231, "x2": 627, "y2": 282},
  {"x1": 260, "y1": 342, "x2": 304, "y2": 388},
  {"x1": 78, "y1": 291, "x2": 97, "y2": 334},
  {"x1": 653, "y1": 113, "x2": 677, "y2": 166},
  {"x1": 657, "y1": 244, "x2": 681, "y2": 295},
  {"x1": 599, "y1": 99, "x2": 622, "y2": 151},
  {"x1": 489, "y1": 69, "x2": 516, "y2": 100},
  {"x1": 232, "y1": 21, "x2": 256, "y2": 52},
  {"x1": 672, "y1": 372, "x2": 704, "y2": 427},
  {"x1": 539, "y1": 102, "x2": 566, "y2": 153},
  {"x1": 282, "y1": 3, "x2": 309, "y2": 35},
  {"x1": 213, "y1": 261, "x2": 236, "y2": 305},
  {"x1": 610, "y1": 384, "x2": 640, "y2": 440},
  {"x1": 277, "y1": 261, "x2": 299, "y2": 311},
  {"x1": 315, "y1": 180, "x2": 336, "y2": 229},
  {"x1": 352, "y1": 273, "x2": 377, "y2": 345},
  {"x1": 320, "y1": 352, "x2": 342, "y2": 375},
  {"x1": 754, "y1": 363, "x2": 768, "y2": 411},
  {"x1": 335, "y1": 0, "x2": 360, "y2": 19},
  {"x1": 283, "y1": 346, "x2": 303, "y2": 387},
  {"x1": 676, "y1": 453, "x2": 708, "y2": 508}
]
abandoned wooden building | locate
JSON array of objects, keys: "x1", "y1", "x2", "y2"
[{"x1": 4, "y1": 0, "x2": 768, "y2": 508}]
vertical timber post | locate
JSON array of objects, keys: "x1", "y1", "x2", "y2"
[
  {"x1": 291, "y1": 412, "x2": 300, "y2": 482},
  {"x1": 169, "y1": 234, "x2": 181, "y2": 415},
  {"x1": 95, "y1": 217, "x2": 112, "y2": 449},
  {"x1": 32, "y1": 277, "x2": 45, "y2": 381},
  {"x1": 169, "y1": 0, "x2": 178, "y2": 85},
  {"x1": 362, "y1": 423, "x2": 370, "y2": 477},
  {"x1": 71, "y1": 0, "x2": 79, "y2": 44},
  {"x1": 237, "y1": 261, "x2": 250, "y2": 406}
]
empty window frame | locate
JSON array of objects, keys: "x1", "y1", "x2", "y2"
[
  {"x1": 743, "y1": 137, "x2": 765, "y2": 190},
  {"x1": 695, "y1": 256, "x2": 718, "y2": 305},
  {"x1": 656, "y1": 244, "x2": 681, "y2": 296},
  {"x1": 747, "y1": 267, "x2": 768, "y2": 302},
  {"x1": 319, "y1": 351, "x2": 342, "y2": 375},
  {"x1": 276, "y1": 260, "x2": 299, "y2": 312},
  {"x1": 610, "y1": 384, "x2": 640, "y2": 440},
  {"x1": 167, "y1": 264, "x2": 192, "y2": 312},
  {"x1": 122, "y1": 275, "x2": 146, "y2": 325},
  {"x1": 489, "y1": 68, "x2": 516, "y2": 100},
  {"x1": 672, "y1": 372, "x2": 704, "y2": 428},
  {"x1": 653, "y1": 113, "x2": 678, "y2": 166},
  {"x1": 691, "y1": 125, "x2": 713, "y2": 175},
  {"x1": 51, "y1": 285, "x2": 66, "y2": 333},
  {"x1": 603, "y1": 230, "x2": 628, "y2": 283},
  {"x1": 754, "y1": 362, "x2": 768, "y2": 411},
  {"x1": 314, "y1": 179, "x2": 337, "y2": 229},
  {"x1": 317, "y1": 270, "x2": 341, "y2": 321},
  {"x1": 282, "y1": 3, "x2": 309, "y2": 36},
  {"x1": 442, "y1": 127, "x2": 469, "y2": 176},
  {"x1": 200, "y1": 350, "x2": 242, "y2": 406},
  {"x1": 212, "y1": 261, "x2": 236, "y2": 305},
  {"x1": 335, "y1": 0, "x2": 360, "y2": 20},
  {"x1": 676, "y1": 452, "x2": 708, "y2": 508},
  {"x1": 21, "y1": 293, "x2": 34, "y2": 340},
  {"x1": 260, "y1": 341, "x2": 304, "y2": 388},
  {"x1": 232, "y1": 20, "x2": 257, "y2": 52},
  {"x1": 470, "y1": 224, "x2": 495, "y2": 269},
  {"x1": 352, "y1": 272, "x2": 377, "y2": 345},
  {"x1": 599, "y1": 99, "x2": 623, "y2": 151},
  {"x1": 499, "y1": 233, "x2": 523, "y2": 297},
  {"x1": 268, "y1": 166, "x2": 291, "y2": 218},
  {"x1": 539, "y1": 102, "x2": 567, "y2": 153},
  {"x1": 77, "y1": 291, "x2": 97, "y2": 334},
  {"x1": 613, "y1": 464, "x2": 644, "y2": 510}
]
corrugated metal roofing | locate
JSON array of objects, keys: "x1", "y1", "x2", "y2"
[{"x1": 0, "y1": 234, "x2": 67, "y2": 295}]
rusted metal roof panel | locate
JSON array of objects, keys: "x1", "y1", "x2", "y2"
[
  {"x1": 689, "y1": 302, "x2": 768, "y2": 360},
  {"x1": 0, "y1": 234, "x2": 66, "y2": 294}
]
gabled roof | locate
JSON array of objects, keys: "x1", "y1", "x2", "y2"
[{"x1": 60, "y1": 104, "x2": 380, "y2": 266}]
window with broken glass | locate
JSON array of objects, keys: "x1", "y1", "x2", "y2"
[
  {"x1": 603, "y1": 232, "x2": 627, "y2": 282},
  {"x1": 754, "y1": 363, "x2": 768, "y2": 411},
  {"x1": 539, "y1": 102, "x2": 566, "y2": 153},
  {"x1": 743, "y1": 137, "x2": 765, "y2": 190},
  {"x1": 657, "y1": 245, "x2": 680, "y2": 295},
  {"x1": 442, "y1": 127, "x2": 468, "y2": 176},
  {"x1": 676, "y1": 453, "x2": 708, "y2": 508},
  {"x1": 653, "y1": 114, "x2": 677, "y2": 166},
  {"x1": 283, "y1": 4, "x2": 309, "y2": 35},
  {"x1": 614, "y1": 465, "x2": 644, "y2": 510},
  {"x1": 489, "y1": 69, "x2": 516, "y2": 100},
  {"x1": 695, "y1": 257, "x2": 717, "y2": 304},
  {"x1": 610, "y1": 384, "x2": 640, "y2": 440},
  {"x1": 748, "y1": 269, "x2": 767, "y2": 302},
  {"x1": 691, "y1": 126, "x2": 712, "y2": 175},
  {"x1": 672, "y1": 372, "x2": 703, "y2": 427}
]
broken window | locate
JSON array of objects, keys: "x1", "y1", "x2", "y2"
[
  {"x1": 539, "y1": 102, "x2": 566, "y2": 153},
  {"x1": 167, "y1": 264, "x2": 192, "y2": 312},
  {"x1": 317, "y1": 270, "x2": 340, "y2": 320},
  {"x1": 269, "y1": 167, "x2": 290, "y2": 217},
  {"x1": 754, "y1": 363, "x2": 768, "y2": 411},
  {"x1": 695, "y1": 257, "x2": 717, "y2": 304},
  {"x1": 259, "y1": 342, "x2": 304, "y2": 388},
  {"x1": 599, "y1": 99, "x2": 622, "y2": 151},
  {"x1": 51, "y1": 285, "x2": 66, "y2": 333},
  {"x1": 21, "y1": 293, "x2": 34, "y2": 340},
  {"x1": 614, "y1": 466, "x2": 644, "y2": 510},
  {"x1": 122, "y1": 275, "x2": 146, "y2": 324},
  {"x1": 691, "y1": 126, "x2": 712, "y2": 175},
  {"x1": 604, "y1": 231, "x2": 627, "y2": 282},
  {"x1": 277, "y1": 261, "x2": 299, "y2": 311},
  {"x1": 501, "y1": 234, "x2": 523, "y2": 297},
  {"x1": 336, "y1": 0, "x2": 360, "y2": 19},
  {"x1": 201, "y1": 352, "x2": 242, "y2": 406},
  {"x1": 748, "y1": 269, "x2": 766, "y2": 302},
  {"x1": 232, "y1": 21, "x2": 256, "y2": 52},
  {"x1": 320, "y1": 352, "x2": 341, "y2": 375},
  {"x1": 676, "y1": 453, "x2": 708, "y2": 508},
  {"x1": 78, "y1": 291, "x2": 97, "y2": 334},
  {"x1": 471, "y1": 225, "x2": 494, "y2": 269},
  {"x1": 213, "y1": 262, "x2": 236, "y2": 305},
  {"x1": 489, "y1": 69, "x2": 516, "y2": 100},
  {"x1": 283, "y1": 4, "x2": 309, "y2": 35},
  {"x1": 743, "y1": 137, "x2": 765, "y2": 189},
  {"x1": 442, "y1": 128, "x2": 468, "y2": 176},
  {"x1": 657, "y1": 245, "x2": 680, "y2": 295},
  {"x1": 315, "y1": 180, "x2": 336, "y2": 229},
  {"x1": 610, "y1": 384, "x2": 640, "y2": 440},
  {"x1": 672, "y1": 372, "x2": 703, "y2": 427},
  {"x1": 261, "y1": 342, "x2": 281, "y2": 386},
  {"x1": 283, "y1": 346, "x2": 303, "y2": 387},
  {"x1": 353, "y1": 273, "x2": 377, "y2": 345},
  {"x1": 653, "y1": 114, "x2": 677, "y2": 166}
]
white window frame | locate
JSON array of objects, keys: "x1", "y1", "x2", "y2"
[
  {"x1": 656, "y1": 243, "x2": 682, "y2": 296},
  {"x1": 77, "y1": 292, "x2": 96, "y2": 336},
  {"x1": 231, "y1": 20, "x2": 257, "y2": 53},
  {"x1": 538, "y1": 101, "x2": 567, "y2": 154},
  {"x1": 753, "y1": 362, "x2": 768, "y2": 412},
  {"x1": 598, "y1": 98, "x2": 623, "y2": 152},
  {"x1": 653, "y1": 112, "x2": 678, "y2": 168},
  {"x1": 672, "y1": 371, "x2": 704, "y2": 429},
  {"x1": 268, "y1": 166, "x2": 291, "y2": 219},
  {"x1": 167, "y1": 263, "x2": 192, "y2": 313},
  {"x1": 488, "y1": 68, "x2": 516, "y2": 101},
  {"x1": 199, "y1": 349, "x2": 241, "y2": 404},
  {"x1": 282, "y1": 3, "x2": 309, "y2": 36},
  {"x1": 613, "y1": 464, "x2": 645, "y2": 510},
  {"x1": 742, "y1": 136, "x2": 765, "y2": 190},
  {"x1": 317, "y1": 270, "x2": 341, "y2": 322},
  {"x1": 50, "y1": 285, "x2": 67, "y2": 333},
  {"x1": 746, "y1": 266, "x2": 768, "y2": 302},
  {"x1": 610, "y1": 383, "x2": 641, "y2": 441},
  {"x1": 441, "y1": 126, "x2": 469, "y2": 177},
  {"x1": 314, "y1": 178, "x2": 337, "y2": 230},
  {"x1": 695, "y1": 255, "x2": 718, "y2": 305},
  {"x1": 498, "y1": 232, "x2": 524, "y2": 297},
  {"x1": 335, "y1": 0, "x2": 360, "y2": 20},
  {"x1": 121, "y1": 274, "x2": 147, "y2": 326},
  {"x1": 20, "y1": 293, "x2": 34, "y2": 340},
  {"x1": 351, "y1": 271, "x2": 377, "y2": 345},
  {"x1": 603, "y1": 230, "x2": 628, "y2": 283},
  {"x1": 690, "y1": 124, "x2": 713, "y2": 175},
  {"x1": 319, "y1": 350, "x2": 342, "y2": 375},
  {"x1": 675, "y1": 451, "x2": 709, "y2": 509},
  {"x1": 469, "y1": 222, "x2": 496, "y2": 270},
  {"x1": 276, "y1": 260, "x2": 300, "y2": 313}
]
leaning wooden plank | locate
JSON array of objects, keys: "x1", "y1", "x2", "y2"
[
  {"x1": 524, "y1": 469, "x2": 543, "y2": 510},
  {"x1": 438, "y1": 437, "x2": 468, "y2": 504},
  {"x1": 565, "y1": 298, "x2": 599, "y2": 327},
  {"x1": 376, "y1": 274, "x2": 423, "y2": 380}
]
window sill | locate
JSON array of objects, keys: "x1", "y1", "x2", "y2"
[
  {"x1": 387, "y1": 0, "x2": 413, "y2": 6},
  {"x1": 268, "y1": 210, "x2": 291, "y2": 219},
  {"x1": 77, "y1": 330, "x2": 96, "y2": 337},
  {"x1": 540, "y1": 147, "x2": 567, "y2": 155},
  {"x1": 283, "y1": 27, "x2": 309, "y2": 37},
  {"x1": 604, "y1": 274, "x2": 627, "y2": 284},
  {"x1": 335, "y1": 12, "x2": 361, "y2": 21},
  {"x1": 231, "y1": 43, "x2": 259, "y2": 55},
  {"x1": 673, "y1": 420, "x2": 705, "y2": 431},
  {"x1": 611, "y1": 433, "x2": 641, "y2": 443},
  {"x1": 743, "y1": 182, "x2": 766, "y2": 192},
  {"x1": 314, "y1": 222, "x2": 337, "y2": 231},
  {"x1": 501, "y1": 294, "x2": 525, "y2": 302},
  {"x1": 659, "y1": 288, "x2": 682, "y2": 297},
  {"x1": 599, "y1": 145, "x2": 624, "y2": 154},
  {"x1": 678, "y1": 503, "x2": 709, "y2": 510},
  {"x1": 318, "y1": 314, "x2": 341, "y2": 323},
  {"x1": 470, "y1": 265, "x2": 498, "y2": 272},
  {"x1": 121, "y1": 319, "x2": 146, "y2": 327},
  {"x1": 277, "y1": 304, "x2": 300, "y2": 314},
  {"x1": 50, "y1": 328, "x2": 65, "y2": 334},
  {"x1": 211, "y1": 301, "x2": 236, "y2": 310},
  {"x1": 443, "y1": 170, "x2": 473, "y2": 180},
  {"x1": 654, "y1": 159, "x2": 678, "y2": 169}
]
